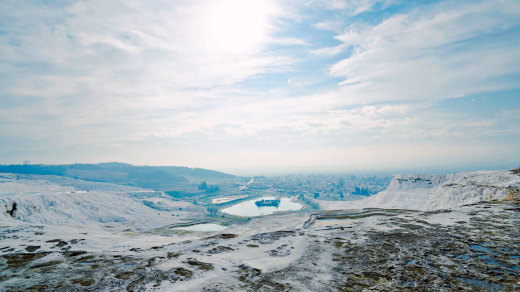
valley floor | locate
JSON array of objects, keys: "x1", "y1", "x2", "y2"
[{"x1": 1, "y1": 198, "x2": 520, "y2": 291}]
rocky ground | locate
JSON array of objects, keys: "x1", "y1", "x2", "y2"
[{"x1": 1, "y1": 196, "x2": 519, "y2": 291}]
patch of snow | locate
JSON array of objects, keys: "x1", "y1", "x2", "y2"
[
  {"x1": 422, "y1": 211, "x2": 471, "y2": 226},
  {"x1": 0, "y1": 173, "x2": 200, "y2": 231},
  {"x1": 321, "y1": 170, "x2": 520, "y2": 211},
  {"x1": 173, "y1": 223, "x2": 227, "y2": 232},
  {"x1": 0, "y1": 191, "x2": 197, "y2": 231},
  {"x1": 0, "y1": 174, "x2": 73, "y2": 194}
]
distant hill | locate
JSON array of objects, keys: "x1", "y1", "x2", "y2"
[
  {"x1": 0, "y1": 164, "x2": 68, "y2": 176},
  {"x1": 154, "y1": 166, "x2": 235, "y2": 179},
  {"x1": 0, "y1": 163, "x2": 236, "y2": 190}
]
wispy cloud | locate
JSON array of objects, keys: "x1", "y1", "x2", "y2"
[
  {"x1": 273, "y1": 38, "x2": 309, "y2": 46},
  {"x1": 0, "y1": 0, "x2": 293, "y2": 147},
  {"x1": 313, "y1": 0, "x2": 401, "y2": 15},
  {"x1": 326, "y1": 0, "x2": 520, "y2": 104},
  {"x1": 0, "y1": 0, "x2": 519, "y2": 172}
]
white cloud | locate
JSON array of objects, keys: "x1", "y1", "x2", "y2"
[
  {"x1": 0, "y1": 0, "x2": 293, "y2": 99},
  {"x1": 310, "y1": 44, "x2": 348, "y2": 56},
  {"x1": 325, "y1": 0, "x2": 520, "y2": 104},
  {"x1": 1, "y1": 0, "x2": 519, "y2": 172},
  {"x1": 0, "y1": 0, "x2": 297, "y2": 148},
  {"x1": 273, "y1": 37, "x2": 309, "y2": 46},
  {"x1": 313, "y1": 0, "x2": 400, "y2": 15}
]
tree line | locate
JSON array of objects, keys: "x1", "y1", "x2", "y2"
[{"x1": 198, "y1": 181, "x2": 220, "y2": 193}]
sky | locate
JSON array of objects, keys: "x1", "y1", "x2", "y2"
[{"x1": 0, "y1": 0, "x2": 519, "y2": 175}]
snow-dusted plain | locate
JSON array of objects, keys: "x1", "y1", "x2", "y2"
[
  {"x1": 1, "y1": 170, "x2": 520, "y2": 291},
  {"x1": 320, "y1": 170, "x2": 520, "y2": 211}
]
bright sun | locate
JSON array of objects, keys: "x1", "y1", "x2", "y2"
[{"x1": 205, "y1": 0, "x2": 276, "y2": 54}]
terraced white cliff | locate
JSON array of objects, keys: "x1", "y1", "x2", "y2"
[
  {"x1": 0, "y1": 174, "x2": 199, "y2": 231},
  {"x1": 321, "y1": 170, "x2": 520, "y2": 211},
  {"x1": 2, "y1": 169, "x2": 519, "y2": 233},
  {"x1": 1, "y1": 192, "x2": 199, "y2": 231},
  {"x1": 0, "y1": 173, "x2": 73, "y2": 194}
]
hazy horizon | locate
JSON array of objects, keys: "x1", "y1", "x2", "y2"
[
  {"x1": 1, "y1": 160, "x2": 517, "y2": 177},
  {"x1": 1, "y1": 0, "x2": 519, "y2": 173}
]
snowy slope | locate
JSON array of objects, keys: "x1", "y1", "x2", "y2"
[
  {"x1": 0, "y1": 191, "x2": 196, "y2": 231},
  {"x1": 0, "y1": 173, "x2": 74, "y2": 194},
  {"x1": 0, "y1": 173, "x2": 144, "y2": 194},
  {"x1": 321, "y1": 170, "x2": 520, "y2": 211},
  {"x1": 0, "y1": 173, "x2": 198, "y2": 231},
  {"x1": 28, "y1": 174, "x2": 144, "y2": 192}
]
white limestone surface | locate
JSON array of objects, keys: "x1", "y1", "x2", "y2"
[{"x1": 321, "y1": 170, "x2": 520, "y2": 211}]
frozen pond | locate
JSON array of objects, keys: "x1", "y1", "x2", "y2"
[
  {"x1": 221, "y1": 197, "x2": 303, "y2": 217},
  {"x1": 173, "y1": 223, "x2": 228, "y2": 232}
]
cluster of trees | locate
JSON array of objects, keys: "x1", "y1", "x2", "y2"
[
  {"x1": 206, "y1": 206, "x2": 219, "y2": 215},
  {"x1": 207, "y1": 185, "x2": 220, "y2": 193},
  {"x1": 337, "y1": 177, "x2": 345, "y2": 188},
  {"x1": 198, "y1": 181, "x2": 220, "y2": 193},
  {"x1": 298, "y1": 195, "x2": 320, "y2": 210},
  {"x1": 352, "y1": 187, "x2": 370, "y2": 196}
]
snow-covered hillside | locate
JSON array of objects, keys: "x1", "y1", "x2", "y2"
[
  {"x1": 0, "y1": 173, "x2": 199, "y2": 231},
  {"x1": 321, "y1": 170, "x2": 520, "y2": 211},
  {"x1": 0, "y1": 173, "x2": 144, "y2": 194},
  {"x1": 1, "y1": 191, "x2": 198, "y2": 231},
  {"x1": 0, "y1": 173, "x2": 74, "y2": 194},
  {"x1": 3, "y1": 169, "x2": 519, "y2": 232}
]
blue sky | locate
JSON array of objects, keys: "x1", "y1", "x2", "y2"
[{"x1": 0, "y1": 0, "x2": 519, "y2": 174}]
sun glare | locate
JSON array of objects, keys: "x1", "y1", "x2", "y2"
[{"x1": 205, "y1": 0, "x2": 275, "y2": 54}]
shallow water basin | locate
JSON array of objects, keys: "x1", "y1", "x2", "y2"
[{"x1": 221, "y1": 197, "x2": 302, "y2": 217}]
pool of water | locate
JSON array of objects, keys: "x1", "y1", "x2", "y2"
[
  {"x1": 470, "y1": 245, "x2": 496, "y2": 254},
  {"x1": 455, "y1": 278, "x2": 503, "y2": 291},
  {"x1": 173, "y1": 223, "x2": 228, "y2": 232},
  {"x1": 221, "y1": 197, "x2": 303, "y2": 217}
]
